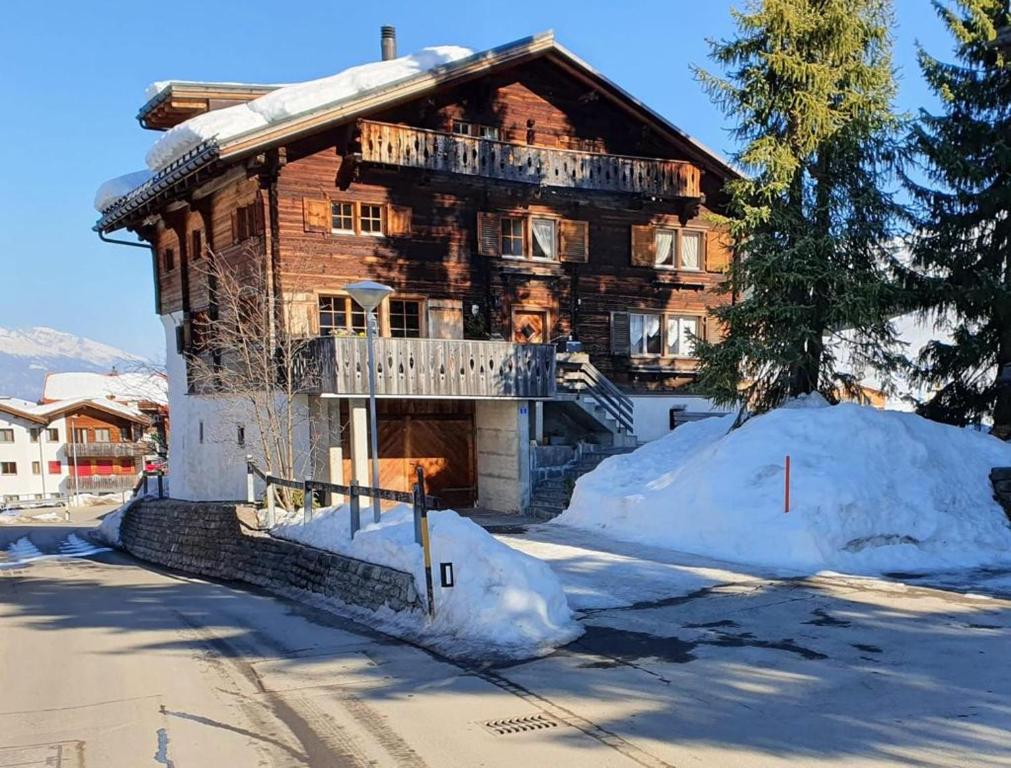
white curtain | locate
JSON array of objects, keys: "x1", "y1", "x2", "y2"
[
  {"x1": 532, "y1": 219, "x2": 556, "y2": 259},
  {"x1": 681, "y1": 232, "x2": 701, "y2": 270},
  {"x1": 667, "y1": 316, "x2": 699, "y2": 356},
  {"x1": 655, "y1": 230, "x2": 675, "y2": 266}
]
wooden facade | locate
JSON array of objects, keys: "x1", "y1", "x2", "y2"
[{"x1": 139, "y1": 52, "x2": 736, "y2": 393}]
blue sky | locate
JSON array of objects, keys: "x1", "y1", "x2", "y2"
[{"x1": 0, "y1": 0, "x2": 951, "y2": 360}]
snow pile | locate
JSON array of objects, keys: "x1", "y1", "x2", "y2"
[
  {"x1": 273, "y1": 505, "x2": 579, "y2": 659},
  {"x1": 145, "y1": 46, "x2": 472, "y2": 172},
  {"x1": 97, "y1": 503, "x2": 128, "y2": 545},
  {"x1": 94, "y1": 170, "x2": 154, "y2": 212},
  {"x1": 557, "y1": 398, "x2": 1011, "y2": 574}
]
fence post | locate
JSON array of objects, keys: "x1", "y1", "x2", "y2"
[
  {"x1": 303, "y1": 478, "x2": 314, "y2": 524},
  {"x1": 412, "y1": 484, "x2": 423, "y2": 546},
  {"x1": 349, "y1": 480, "x2": 361, "y2": 538},
  {"x1": 157, "y1": 471, "x2": 164, "y2": 499},
  {"x1": 143, "y1": 473, "x2": 149, "y2": 496},
  {"x1": 265, "y1": 481, "x2": 275, "y2": 529},
  {"x1": 415, "y1": 465, "x2": 435, "y2": 617},
  {"x1": 246, "y1": 455, "x2": 255, "y2": 503}
]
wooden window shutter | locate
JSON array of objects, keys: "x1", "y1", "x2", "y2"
[
  {"x1": 630, "y1": 225, "x2": 656, "y2": 267},
  {"x1": 230, "y1": 210, "x2": 239, "y2": 245},
  {"x1": 253, "y1": 198, "x2": 265, "y2": 235},
  {"x1": 477, "y1": 212, "x2": 501, "y2": 256},
  {"x1": 559, "y1": 219, "x2": 589, "y2": 263},
  {"x1": 610, "y1": 311, "x2": 631, "y2": 355},
  {"x1": 387, "y1": 204, "x2": 413, "y2": 236},
  {"x1": 705, "y1": 226, "x2": 732, "y2": 273},
  {"x1": 303, "y1": 198, "x2": 330, "y2": 233}
]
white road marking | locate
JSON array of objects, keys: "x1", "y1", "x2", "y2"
[{"x1": 0, "y1": 534, "x2": 111, "y2": 568}]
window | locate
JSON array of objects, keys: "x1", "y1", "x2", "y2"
[
  {"x1": 0, "y1": 429, "x2": 13, "y2": 443},
  {"x1": 452, "y1": 120, "x2": 499, "y2": 140},
  {"x1": 237, "y1": 425, "x2": 245, "y2": 447},
  {"x1": 233, "y1": 204, "x2": 261, "y2": 243},
  {"x1": 94, "y1": 428, "x2": 111, "y2": 443},
  {"x1": 389, "y1": 300, "x2": 423, "y2": 338},
  {"x1": 681, "y1": 231, "x2": 703, "y2": 270},
  {"x1": 31, "y1": 461, "x2": 41, "y2": 475},
  {"x1": 501, "y1": 217, "x2": 525, "y2": 257},
  {"x1": 331, "y1": 201, "x2": 354, "y2": 233},
  {"x1": 120, "y1": 426, "x2": 132, "y2": 441},
  {"x1": 654, "y1": 228, "x2": 703, "y2": 270},
  {"x1": 0, "y1": 462, "x2": 16, "y2": 475},
  {"x1": 73, "y1": 428, "x2": 88, "y2": 443},
  {"x1": 319, "y1": 296, "x2": 366, "y2": 336},
  {"x1": 531, "y1": 218, "x2": 557, "y2": 260},
  {"x1": 359, "y1": 204, "x2": 384, "y2": 235},
  {"x1": 666, "y1": 316, "x2": 700, "y2": 357},
  {"x1": 48, "y1": 460, "x2": 61, "y2": 475},
  {"x1": 629, "y1": 313, "x2": 662, "y2": 356},
  {"x1": 46, "y1": 428, "x2": 58, "y2": 441},
  {"x1": 29, "y1": 428, "x2": 39, "y2": 442},
  {"x1": 163, "y1": 248, "x2": 175, "y2": 271},
  {"x1": 191, "y1": 229, "x2": 203, "y2": 261}
]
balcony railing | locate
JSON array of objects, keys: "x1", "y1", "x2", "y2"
[
  {"x1": 73, "y1": 475, "x2": 141, "y2": 492},
  {"x1": 357, "y1": 119, "x2": 702, "y2": 199},
  {"x1": 294, "y1": 336, "x2": 556, "y2": 399},
  {"x1": 65, "y1": 442, "x2": 147, "y2": 458}
]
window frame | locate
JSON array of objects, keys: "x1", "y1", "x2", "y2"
[
  {"x1": 46, "y1": 428, "x2": 59, "y2": 442},
  {"x1": 330, "y1": 201, "x2": 356, "y2": 234},
  {"x1": 163, "y1": 247, "x2": 175, "y2": 272},
  {"x1": 0, "y1": 428, "x2": 13, "y2": 443},
  {"x1": 388, "y1": 298, "x2": 425, "y2": 339},
  {"x1": 679, "y1": 230, "x2": 705, "y2": 272},
  {"x1": 359, "y1": 203, "x2": 385, "y2": 237},
  {"x1": 452, "y1": 120, "x2": 500, "y2": 140},
  {"x1": 94, "y1": 428, "x2": 111, "y2": 443},
  {"x1": 628, "y1": 311, "x2": 703, "y2": 359},
  {"x1": 29, "y1": 428, "x2": 40, "y2": 443},
  {"x1": 318, "y1": 295, "x2": 367, "y2": 337},
  {"x1": 530, "y1": 217, "x2": 558, "y2": 262},
  {"x1": 500, "y1": 216, "x2": 526, "y2": 259},
  {"x1": 31, "y1": 461, "x2": 41, "y2": 475},
  {"x1": 0, "y1": 462, "x2": 16, "y2": 475}
]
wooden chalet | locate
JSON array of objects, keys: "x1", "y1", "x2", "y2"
[{"x1": 95, "y1": 29, "x2": 738, "y2": 512}]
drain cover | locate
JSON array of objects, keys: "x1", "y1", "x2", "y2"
[{"x1": 482, "y1": 714, "x2": 559, "y2": 735}]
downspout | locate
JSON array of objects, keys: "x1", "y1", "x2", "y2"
[{"x1": 97, "y1": 230, "x2": 161, "y2": 314}]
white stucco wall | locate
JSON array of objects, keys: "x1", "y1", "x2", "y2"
[
  {"x1": 630, "y1": 395, "x2": 730, "y2": 442},
  {"x1": 0, "y1": 412, "x2": 69, "y2": 500},
  {"x1": 162, "y1": 315, "x2": 312, "y2": 501}
]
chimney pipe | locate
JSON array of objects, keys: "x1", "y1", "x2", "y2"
[{"x1": 381, "y1": 26, "x2": 397, "y2": 61}]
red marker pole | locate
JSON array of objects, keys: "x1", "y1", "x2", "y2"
[{"x1": 784, "y1": 455, "x2": 791, "y2": 514}]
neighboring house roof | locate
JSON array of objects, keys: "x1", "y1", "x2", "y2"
[
  {"x1": 42, "y1": 371, "x2": 168, "y2": 406},
  {"x1": 0, "y1": 396, "x2": 151, "y2": 426},
  {"x1": 95, "y1": 31, "x2": 738, "y2": 233}
]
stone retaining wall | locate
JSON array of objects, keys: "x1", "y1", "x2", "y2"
[{"x1": 119, "y1": 499, "x2": 422, "y2": 613}]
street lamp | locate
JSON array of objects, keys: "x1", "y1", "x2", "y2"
[
  {"x1": 344, "y1": 280, "x2": 394, "y2": 524},
  {"x1": 69, "y1": 415, "x2": 80, "y2": 507}
]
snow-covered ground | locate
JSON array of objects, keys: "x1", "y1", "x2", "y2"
[
  {"x1": 272, "y1": 504, "x2": 581, "y2": 660},
  {"x1": 556, "y1": 396, "x2": 1011, "y2": 575}
]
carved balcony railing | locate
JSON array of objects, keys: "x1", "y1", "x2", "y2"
[
  {"x1": 356, "y1": 119, "x2": 702, "y2": 199},
  {"x1": 294, "y1": 336, "x2": 556, "y2": 399},
  {"x1": 65, "y1": 442, "x2": 147, "y2": 458},
  {"x1": 73, "y1": 475, "x2": 142, "y2": 492}
]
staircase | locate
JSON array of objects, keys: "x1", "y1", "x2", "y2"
[
  {"x1": 528, "y1": 445, "x2": 636, "y2": 520},
  {"x1": 555, "y1": 352, "x2": 637, "y2": 447}
]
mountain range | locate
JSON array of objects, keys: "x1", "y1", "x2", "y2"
[{"x1": 0, "y1": 326, "x2": 149, "y2": 401}]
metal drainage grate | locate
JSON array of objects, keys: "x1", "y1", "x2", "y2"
[{"x1": 483, "y1": 714, "x2": 560, "y2": 736}]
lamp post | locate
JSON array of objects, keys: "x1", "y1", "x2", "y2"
[
  {"x1": 344, "y1": 280, "x2": 394, "y2": 524},
  {"x1": 69, "y1": 415, "x2": 80, "y2": 507}
]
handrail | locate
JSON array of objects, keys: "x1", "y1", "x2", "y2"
[{"x1": 556, "y1": 355, "x2": 634, "y2": 434}]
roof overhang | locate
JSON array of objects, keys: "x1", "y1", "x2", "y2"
[
  {"x1": 138, "y1": 81, "x2": 280, "y2": 130},
  {"x1": 0, "y1": 403, "x2": 47, "y2": 425}
]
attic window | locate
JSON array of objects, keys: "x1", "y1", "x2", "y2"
[{"x1": 452, "y1": 120, "x2": 499, "y2": 140}]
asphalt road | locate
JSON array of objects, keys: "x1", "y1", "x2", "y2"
[{"x1": 1, "y1": 516, "x2": 1009, "y2": 767}]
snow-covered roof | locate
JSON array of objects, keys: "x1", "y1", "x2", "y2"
[
  {"x1": 0, "y1": 396, "x2": 150, "y2": 425},
  {"x1": 43, "y1": 371, "x2": 168, "y2": 406},
  {"x1": 143, "y1": 79, "x2": 282, "y2": 102},
  {"x1": 94, "y1": 170, "x2": 155, "y2": 213},
  {"x1": 96, "y1": 32, "x2": 738, "y2": 230}
]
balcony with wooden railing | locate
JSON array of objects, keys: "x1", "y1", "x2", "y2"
[
  {"x1": 65, "y1": 442, "x2": 147, "y2": 458},
  {"x1": 294, "y1": 336, "x2": 556, "y2": 400},
  {"x1": 356, "y1": 119, "x2": 702, "y2": 199}
]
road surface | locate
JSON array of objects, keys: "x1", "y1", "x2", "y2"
[{"x1": 1, "y1": 514, "x2": 1009, "y2": 767}]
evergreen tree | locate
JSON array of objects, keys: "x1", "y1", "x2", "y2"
[
  {"x1": 906, "y1": 0, "x2": 1011, "y2": 432},
  {"x1": 693, "y1": 0, "x2": 904, "y2": 412}
]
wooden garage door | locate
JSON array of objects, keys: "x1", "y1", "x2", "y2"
[{"x1": 342, "y1": 401, "x2": 476, "y2": 508}]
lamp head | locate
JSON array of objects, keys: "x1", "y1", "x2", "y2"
[{"x1": 344, "y1": 280, "x2": 394, "y2": 312}]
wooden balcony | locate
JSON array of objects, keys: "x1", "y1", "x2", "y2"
[
  {"x1": 65, "y1": 442, "x2": 147, "y2": 458},
  {"x1": 356, "y1": 119, "x2": 702, "y2": 199},
  {"x1": 294, "y1": 336, "x2": 556, "y2": 399},
  {"x1": 73, "y1": 475, "x2": 140, "y2": 493}
]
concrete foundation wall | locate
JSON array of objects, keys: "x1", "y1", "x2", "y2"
[
  {"x1": 630, "y1": 394, "x2": 730, "y2": 442},
  {"x1": 119, "y1": 498, "x2": 422, "y2": 613},
  {"x1": 475, "y1": 400, "x2": 531, "y2": 513}
]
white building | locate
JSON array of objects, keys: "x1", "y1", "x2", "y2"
[{"x1": 0, "y1": 396, "x2": 151, "y2": 506}]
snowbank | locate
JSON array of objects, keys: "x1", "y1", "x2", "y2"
[
  {"x1": 97, "y1": 503, "x2": 127, "y2": 546},
  {"x1": 94, "y1": 169, "x2": 154, "y2": 212},
  {"x1": 145, "y1": 46, "x2": 472, "y2": 172},
  {"x1": 273, "y1": 505, "x2": 579, "y2": 659},
  {"x1": 557, "y1": 398, "x2": 1011, "y2": 574}
]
